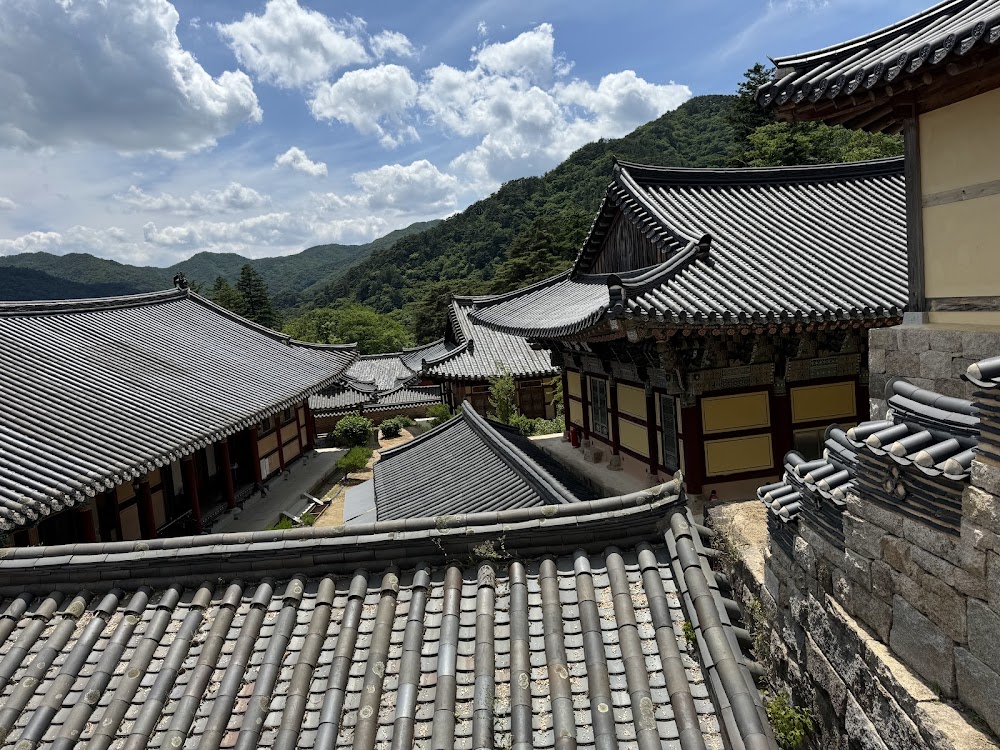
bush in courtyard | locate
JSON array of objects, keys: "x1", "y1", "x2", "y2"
[
  {"x1": 510, "y1": 414, "x2": 537, "y2": 436},
  {"x1": 336, "y1": 446, "x2": 373, "y2": 474},
  {"x1": 427, "y1": 403, "x2": 454, "y2": 427},
  {"x1": 510, "y1": 414, "x2": 565, "y2": 437},
  {"x1": 380, "y1": 417, "x2": 404, "y2": 439},
  {"x1": 395, "y1": 415, "x2": 417, "y2": 426},
  {"x1": 333, "y1": 414, "x2": 373, "y2": 447}
]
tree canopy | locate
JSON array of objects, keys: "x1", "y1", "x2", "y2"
[{"x1": 283, "y1": 304, "x2": 412, "y2": 354}]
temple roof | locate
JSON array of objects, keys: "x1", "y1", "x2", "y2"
[
  {"x1": 757, "y1": 0, "x2": 1000, "y2": 130},
  {"x1": 344, "y1": 354, "x2": 419, "y2": 392},
  {"x1": 967, "y1": 355, "x2": 1000, "y2": 389},
  {"x1": 361, "y1": 403, "x2": 598, "y2": 520},
  {"x1": 470, "y1": 159, "x2": 907, "y2": 339},
  {"x1": 310, "y1": 383, "x2": 444, "y2": 418},
  {"x1": 0, "y1": 489, "x2": 776, "y2": 750},
  {"x1": 0, "y1": 288, "x2": 356, "y2": 531},
  {"x1": 422, "y1": 298, "x2": 558, "y2": 380}
]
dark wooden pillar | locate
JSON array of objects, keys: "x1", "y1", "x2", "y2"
[
  {"x1": 182, "y1": 456, "x2": 203, "y2": 533},
  {"x1": 276, "y1": 421, "x2": 286, "y2": 472},
  {"x1": 580, "y1": 374, "x2": 591, "y2": 441},
  {"x1": 903, "y1": 113, "x2": 926, "y2": 313},
  {"x1": 219, "y1": 440, "x2": 236, "y2": 510},
  {"x1": 294, "y1": 404, "x2": 305, "y2": 453},
  {"x1": 305, "y1": 407, "x2": 317, "y2": 448},
  {"x1": 250, "y1": 427, "x2": 262, "y2": 484},
  {"x1": 680, "y1": 401, "x2": 706, "y2": 495},
  {"x1": 76, "y1": 504, "x2": 98, "y2": 544},
  {"x1": 770, "y1": 386, "x2": 793, "y2": 472},
  {"x1": 608, "y1": 379, "x2": 622, "y2": 469},
  {"x1": 645, "y1": 387, "x2": 660, "y2": 476},
  {"x1": 137, "y1": 480, "x2": 157, "y2": 539},
  {"x1": 560, "y1": 368, "x2": 571, "y2": 418}
]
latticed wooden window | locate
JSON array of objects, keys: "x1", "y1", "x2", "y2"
[
  {"x1": 660, "y1": 394, "x2": 679, "y2": 471},
  {"x1": 590, "y1": 376, "x2": 609, "y2": 437}
]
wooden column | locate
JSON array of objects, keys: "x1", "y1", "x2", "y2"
[
  {"x1": 137, "y1": 480, "x2": 157, "y2": 539},
  {"x1": 770, "y1": 386, "x2": 793, "y2": 472},
  {"x1": 645, "y1": 387, "x2": 660, "y2": 477},
  {"x1": 250, "y1": 427, "x2": 262, "y2": 484},
  {"x1": 560, "y1": 368, "x2": 571, "y2": 427},
  {"x1": 182, "y1": 456, "x2": 203, "y2": 533},
  {"x1": 76, "y1": 504, "x2": 98, "y2": 544},
  {"x1": 580, "y1": 374, "x2": 591, "y2": 441},
  {"x1": 219, "y1": 440, "x2": 236, "y2": 510},
  {"x1": 276, "y1": 421, "x2": 286, "y2": 472},
  {"x1": 680, "y1": 401, "x2": 706, "y2": 495},
  {"x1": 903, "y1": 113, "x2": 926, "y2": 313},
  {"x1": 305, "y1": 407, "x2": 318, "y2": 449},
  {"x1": 294, "y1": 404, "x2": 305, "y2": 454},
  {"x1": 608, "y1": 379, "x2": 622, "y2": 469}
]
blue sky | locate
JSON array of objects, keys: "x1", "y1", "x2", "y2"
[{"x1": 0, "y1": 0, "x2": 928, "y2": 266}]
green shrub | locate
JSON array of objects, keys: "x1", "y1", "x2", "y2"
[
  {"x1": 395, "y1": 415, "x2": 417, "y2": 426},
  {"x1": 427, "y1": 403, "x2": 454, "y2": 427},
  {"x1": 765, "y1": 693, "x2": 814, "y2": 750},
  {"x1": 380, "y1": 417, "x2": 404, "y2": 439},
  {"x1": 270, "y1": 517, "x2": 295, "y2": 530},
  {"x1": 336, "y1": 446, "x2": 373, "y2": 474},
  {"x1": 509, "y1": 414, "x2": 565, "y2": 437},
  {"x1": 300, "y1": 512, "x2": 317, "y2": 527},
  {"x1": 334, "y1": 414, "x2": 373, "y2": 447},
  {"x1": 682, "y1": 620, "x2": 697, "y2": 648}
]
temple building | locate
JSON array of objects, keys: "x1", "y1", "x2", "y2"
[
  {"x1": 0, "y1": 284, "x2": 356, "y2": 546},
  {"x1": 472, "y1": 158, "x2": 908, "y2": 501}
]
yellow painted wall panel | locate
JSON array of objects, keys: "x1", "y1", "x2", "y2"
[
  {"x1": 790, "y1": 382, "x2": 856, "y2": 424},
  {"x1": 920, "y1": 88, "x2": 1000, "y2": 194},
  {"x1": 146, "y1": 468, "x2": 161, "y2": 486},
  {"x1": 619, "y1": 419, "x2": 649, "y2": 458},
  {"x1": 618, "y1": 385, "x2": 646, "y2": 419},
  {"x1": 569, "y1": 399, "x2": 583, "y2": 425},
  {"x1": 701, "y1": 392, "x2": 770, "y2": 435},
  {"x1": 924, "y1": 193, "x2": 1000, "y2": 298},
  {"x1": 258, "y1": 433, "x2": 278, "y2": 457},
  {"x1": 928, "y1": 311, "x2": 1000, "y2": 326},
  {"x1": 567, "y1": 370, "x2": 582, "y2": 398},
  {"x1": 284, "y1": 440, "x2": 301, "y2": 461},
  {"x1": 120, "y1": 505, "x2": 141, "y2": 541},
  {"x1": 704, "y1": 434, "x2": 773, "y2": 477},
  {"x1": 115, "y1": 484, "x2": 135, "y2": 503},
  {"x1": 281, "y1": 423, "x2": 299, "y2": 444}
]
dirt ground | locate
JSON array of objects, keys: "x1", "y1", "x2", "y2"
[
  {"x1": 314, "y1": 428, "x2": 417, "y2": 527},
  {"x1": 706, "y1": 498, "x2": 769, "y2": 583}
]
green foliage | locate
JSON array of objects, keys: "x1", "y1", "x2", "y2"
[
  {"x1": 510, "y1": 414, "x2": 565, "y2": 437},
  {"x1": 235, "y1": 264, "x2": 279, "y2": 328},
  {"x1": 728, "y1": 63, "x2": 902, "y2": 168},
  {"x1": 682, "y1": 621, "x2": 697, "y2": 648},
  {"x1": 210, "y1": 276, "x2": 244, "y2": 314},
  {"x1": 394, "y1": 415, "x2": 417, "y2": 426},
  {"x1": 487, "y1": 364, "x2": 519, "y2": 424},
  {"x1": 269, "y1": 517, "x2": 296, "y2": 531},
  {"x1": 283, "y1": 303, "x2": 412, "y2": 354},
  {"x1": 427, "y1": 403, "x2": 454, "y2": 427},
  {"x1": 336, "y1": 446, "x2": 373, "y2": 474},
  {"x1": 380, "y1": 417, "x2": 405, "y2": 439},
  {"x1": 333, "y1": 415, "x2": 373, "y2": 448},
  {"x1": 765, "y1": 693, "x2": 814, "y2": 750},
  {"x1": 300, "y1": 512, "x2": 317, "y2": 526}
]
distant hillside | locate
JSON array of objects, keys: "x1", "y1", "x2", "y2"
[
  {"x1": 0, "y1": 220, "x2": 439, "y2": 306},
  {"x1": 307, "y1": 95, "x2": 740, "y2": 330}
]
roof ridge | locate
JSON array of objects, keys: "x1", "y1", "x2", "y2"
[
  {"x1": 0, "y1": 287, "x2": 187, "y2": 317},
  {"x1": 616, "y1": 156, "x2": 905, "y2": 185}
]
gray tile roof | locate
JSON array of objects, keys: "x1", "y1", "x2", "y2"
[
  {"x1": 310, "y1": 384, "x2": 444, "y2": 418},
  {"x1": 967, "y1": 355, "x2": 1000, "y2": 389},
  {"x1": 424, "y1": 298, "x2": 558, "y2": 380},
  {"x1": 400, "y1": 338, "x2": 454, "y2": 372},
  {"x1": 758, "y1": 0, "x2": 1000, "y2": 129},
  {"x1": 471, "y1": 159, "x2": 907, "y2": 339},
  {"x1": 0, "y1": 490, "x2": 776, "y2": 750},
  {"x1": 0, "y1": 288, "x2": 356, "y2": 531},
  {"x1": 345, "y1": 354, "x2": 419, "y2": 392},
  {"x1": 371, "y1": 403, "x2": 583, "y2": 520}
]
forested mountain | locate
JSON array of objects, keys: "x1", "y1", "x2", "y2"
[{"x1": 0, "y1": 221, "x2": 438, "y2": 305}]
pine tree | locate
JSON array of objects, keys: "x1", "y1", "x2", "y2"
[
  {"x1": 210, "y1": 276, "x2": 245, "y2": 315},
  {"x1": 727, "y1": 63, "x2": 777, "y2": 150},
  {"x1": 235, "y1": 264, "x2": 279, "y2": 329}
]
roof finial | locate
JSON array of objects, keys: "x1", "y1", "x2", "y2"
[
  {"x1": 695, "y1": 234, "x2": 712, "y2": 262},
  {"x1": 173, "y1": 272, "x2": 189, "y2": 290}
]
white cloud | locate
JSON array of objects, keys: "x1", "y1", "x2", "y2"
[
  {"x1": 114, "y1": 183, "x2": 270, "y2": 215},
  {"x1": 274, "y1": 147, "x2": 328, "y2": 176},
  {"x1": 218, "y1": 0, "x2": 369, "y2": 88},
  {"x1": 0, "y1": 198, "x2": 15, "y2": 211},
  {"x1": 477, "y1": 20, "x2": 488, "y2": 38},
  {"x1": 0, "y1": 0, "x2": 261, "y2": 155},
  {"x1": 473, "y1": 22, "x2": 564, "y2": 83},
  {"x1": 310, "y1": 64, "x2": 419, "y2": 147},
  {"x1": 351, "y1": 160, "x2": 458, "y2": 211},
  {"x1": 0, "y1": 226, "x2": 153, "y2": 265},
  {"x1": 370, "y1": 30, "x2": 416, "y2": 59}
]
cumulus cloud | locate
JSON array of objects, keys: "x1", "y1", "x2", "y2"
[
  {"x1": 473, "y1": 22, "x2": 566, "y2": 82},
  {"x1": 351, "y1": 160, "x2": 458, "y2": 211},
  {"x1": 0, "y1": 226, "x2": 153, "y2": 265},
  {"x1": 370, "y1": 30, "x2": 416, "y2": 59},
  {"x1": 310, "y1": 64, "x2": 419, "y2": 147},
  {"x1": 114, "y1": 183, "x2": 269, "y2": 215},
  {"x1": 274, "y1": 147, "x2": 328, "y2": 176},
  {"x1": 0, "y1": 0, "x2": 261, "y2": 154},
  {"x1": 0, "y1": 198, "x2": 15, "y2": 211},
  {"x1": 218, "y1": 0, "x2": 368, "y2": 88}
]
